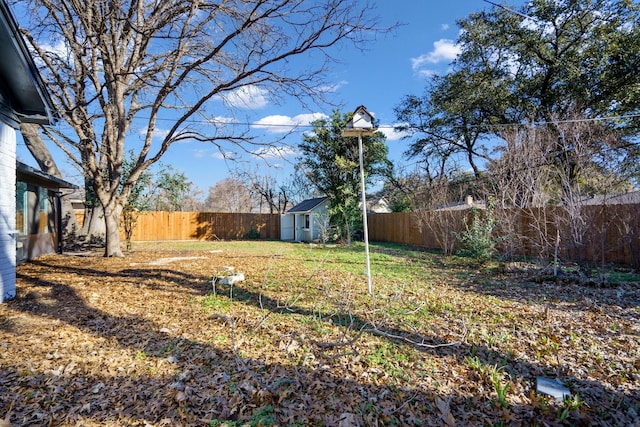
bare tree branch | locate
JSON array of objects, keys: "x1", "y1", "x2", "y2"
[{"x1": 15, "y1": 0, "x2": 391, "y2": 255}]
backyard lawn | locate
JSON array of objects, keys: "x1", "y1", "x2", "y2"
[{"x1": 1, "y1": 241, "x2": 638, "y2": 426}]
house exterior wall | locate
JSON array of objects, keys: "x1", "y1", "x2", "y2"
[
  {"x1": 0, "y1": 121, "x2": 16, "y2": 302},
  {"x1": 295, "y1": 213, "x2": 312, "y2": 242},
  {"x1": 0, "y1": 0, "x2": 58, "y2": 303},
  {"x1": 309, "y1": 202, "x2": 330, "y2": 241}
]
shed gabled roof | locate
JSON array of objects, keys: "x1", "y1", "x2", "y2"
[
  {"x1": 287, "y1": 196, "x2": 328, "y2": 213},
  {"x1": 0, "y1": 0, "x2": 57, "y2": 126}
]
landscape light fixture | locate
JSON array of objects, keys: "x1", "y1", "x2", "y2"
[{"x1": 342, "y1": 105, "x2": 377, "y2": 296}]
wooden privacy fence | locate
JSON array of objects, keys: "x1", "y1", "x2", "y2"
[
  {"x1": 73, "y1": 204, "x2": 639, "y2": 267},
  {"x1": 368, "y1": 204, "x2": 640, "y2": 268},
  {"x1": 75, "y1": 211, "x2": 281, "y2": 241}
]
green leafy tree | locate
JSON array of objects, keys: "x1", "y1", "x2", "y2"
[
  {"x1": 152, "y1": 164, "x2": 194, "y2": 212},
  {"x1": 396, "y1": 0, "x2": 640, "y2": 197},
  {"x1": 297, "y1": 110, "x2": 392, "y2": 243},
  {"x1": 455, "y1": 206, "x2": 497, "y2": 266},
  {"x1": 394, "y1": 70, "x2": 499, "y2": 180},
  {"x1": 452, "y1": 0, "x2": 640, "y2": 124},
  {"x1": 461, "y1": 0, "x2": 639, "y2": 196}
]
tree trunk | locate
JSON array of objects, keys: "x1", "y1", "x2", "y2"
[
  {"x1": 103, "y1": 201, "x2": 124, "y2": 257},
  {"x1": 81, "y1": 205, "x2": 106, "y2": 238},
  {"x1": 344, "y1": 214, "x2": 352, "y2": 245},
  {"x1": 20, "y1": 123, "x2": 80, "y2": 240}
]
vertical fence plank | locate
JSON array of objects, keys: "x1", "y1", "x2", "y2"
[
  {"x1": 74, "y1": 206, "x2": 637, "y2": 266},
  {"x1": 367, "y1": 205, "x2": 639, "y2": 266}
]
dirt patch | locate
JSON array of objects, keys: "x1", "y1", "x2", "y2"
[{"x1": 144, "y1": 256, "x2": 207, "y2": 266}]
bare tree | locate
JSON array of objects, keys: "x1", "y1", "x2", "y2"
[
  {"x1": 415, "y1": 177, "x2": 466, "y2": 256},
  {"x1": 387, "y1": 168, "x2": 470, "y2": 255},
  {"x1": 238, "y1": 168, "x2": 300, "y2": 214},
  {"x1": 205, "y1": 177, "x2": 256, "y2": 213},
  {"x1": 550, "y1": 113, "x2": 628, "y2": 267},
  {"x1": 15, "y1": 0, "x2": 386, "y2": 256},
  {"x1": 285, "y1": 168, "x2": 317, "y2": 208},
  {"x1": 486, "y1": 111, "x2": 633, "y2": 267},
  {"x1": 239, "y1": 169, "x2": 280, "y2": 214},
  {"x1": 180, "y1": 188, "x2": 205, "y2": 213},
  {"x1": 617, "y1": 206, "x2": 640, "y2": 271},
  {"x1": 486, "y1": 124, "x2": 556, "y2": 260}
]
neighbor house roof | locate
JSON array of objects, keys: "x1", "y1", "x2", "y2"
[
  {"x1": 433, "y1": 195, "x2": 486, "y2": 211},
  {"x1": 287, "y1": 197, "x2": 328, "y2": 213},
  {"x1": 0, "y1": 0, "x2": 57, "y2": 126},
  {"x1": 16, "y1": 161, "x2": 77, "y2": 189},
  {"x1": 581, "y1": 191, "x2": 640, "y2": 206}
]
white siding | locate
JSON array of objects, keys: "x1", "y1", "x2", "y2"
[
  {"x1": 0, "y1": 121, "x2": 16, "y2": 302},
  {"x1": 311, "y1": 202, "x2": 330, "y2": 241},
  {"x1": 280, "y1": 214, "x2": 294, "y2": 240}
]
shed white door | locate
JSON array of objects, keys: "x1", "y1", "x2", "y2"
[{"x1": 280, "y1": 214, "x2": 294, "y2": 240}]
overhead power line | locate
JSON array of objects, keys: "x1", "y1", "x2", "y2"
[
  {"x1": 481, "y1": 0, "x2": 536, "y2": 20},
  {"x1": 142, "y1": 112, "x2": 640, "y2": 133}
]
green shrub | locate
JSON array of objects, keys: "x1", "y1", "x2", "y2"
[
  {"x1": 455, "y1": 207, "x2": 496, "y2": 265},
  {"x1": 244, "y1": 226, "x2": 261, "y2": 239}
]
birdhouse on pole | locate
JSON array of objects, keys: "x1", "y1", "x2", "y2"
[
  {"x1": 339, "y1": 104, "x2": 377, "y2": 296},
  {"x1": 342, "y1": 105, "x2": 376, "y2": 136}
]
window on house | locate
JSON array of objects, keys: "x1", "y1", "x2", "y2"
[
  {"x1": 16, "y1": 181, "x2": 27, "y2": 235},
  {"x1": 39, "y1": 187, "x2": 54, "y2": 234},
  {"x1": 26, "y1": 184, "x2": 39, "y2": 235},
  {"x1": 15, "y1": 183, "x2": 54, "y2": 235},
  {"x1": 304, "y1": 214, "x2": 310, "y2": 229},
  {"x1": 17, "y1": 182, "x2": 39, "y2": 235}
]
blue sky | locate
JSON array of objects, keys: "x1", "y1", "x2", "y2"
[{"x1": 16, "y1": 0, "x2": 524, "y2": 193}]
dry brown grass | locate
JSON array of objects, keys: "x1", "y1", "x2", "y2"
[{"x1": 0, "y1": 241, "x2": 638, "y2": 426}]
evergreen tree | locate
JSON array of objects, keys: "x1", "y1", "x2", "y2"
[{"x1": 297, "y1": 110, "x2": 392, "y2": 242}]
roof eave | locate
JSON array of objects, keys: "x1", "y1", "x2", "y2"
[
  {"x1": 16, "y1": 161, "x2": 78, "y2": 189},
  {"x1": 0, "y1": 0, "x2": 58, "y2": 126}
]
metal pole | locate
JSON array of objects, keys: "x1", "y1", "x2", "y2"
[{"x1": 358, "y1": 133, "x2": 373, "y2": 295}]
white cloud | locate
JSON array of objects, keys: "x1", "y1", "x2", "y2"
[
  {"x1": 193, "y1": 149, "x2": 208, "y2": 158},
  {"x1": 252, "y1": 112, "x2": 328, "y2": 134},
  {"x1": 317, "y1": 80, "x2": 348, "y2": 93},
  {"x1": 41, "y1": 40, "x2": 69, "y2": 59},
  {"x1": 411, "y1": 38, "x2": 461, "y2": 74},
  {"x1": 441, "y1": 23, "x2": 450, "y2": 31},
  {"x1": 138, "y1": 126, "x2": 170, "y2": 139},
  {"x1": 379, "y1": 124, "x2": 409, "y2": 141},
  {"x1": 414, "y1": 69, "x2": 438, "y2": 78},
  {"x1": 212, "y1": 151, "x2": 237, "y2": 160},
  {"x1": 208, "y1": 116, "x2": 234, "y2": 126},
  {"x1": 222, "y1": 85, "x2": 269, "y2": 109},
  {"x1": 251, "y1": 145, "x2": 297, "y2": 159}
]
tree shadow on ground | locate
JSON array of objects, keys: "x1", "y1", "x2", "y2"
[
  {"x1": 24, "y1": 258, "x2": 210, "y2": 296},
  {"x1": 448, "y1": 267, "x2": 640, "y2": 310},
  {"x1": 2, "y1": 255, "x2": 638, "y2": 426},
  {"x1": 211, "y1": 278, "x2": 639, "y2": 423},
  {"x1": 4, "y1": 271, "x2": 451, "y2": 425}
]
